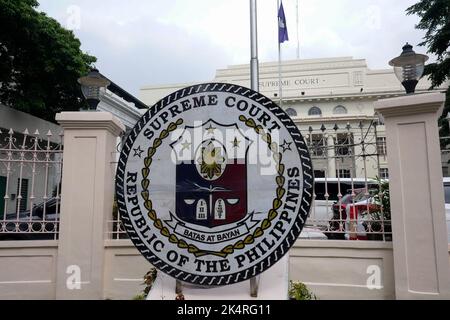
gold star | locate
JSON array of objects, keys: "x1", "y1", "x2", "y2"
[
  {"x1": 232, "y1": 137, "x2": 241, "y2": 148},
  {"x1": 181, "y1": 140, "x2": 191, "y2": 150},
  {"x1": 206, "y1": 124, "x2": 216, "y2": 134}
]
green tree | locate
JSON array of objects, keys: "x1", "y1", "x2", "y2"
[
  {"x1": 406, "y1": 0, "x2": 450, "y2": 146},
  {"x1": 0, "y1": 0, "x2": 96, "y2": 122}
]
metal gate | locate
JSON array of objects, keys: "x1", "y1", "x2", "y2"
[
  {"x1": 302, "y1": 119, "x2": 391, "y2": 241},
  {"x1": 0, "y1": 128, "x2": 63, "y2": 240}
]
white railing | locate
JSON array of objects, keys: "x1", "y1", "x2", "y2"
[
  {"x1": 0, "y1": 128, "x2": 63, "y2": 240},
  {"x1": 108, "y1": 134, "x2": 128, "y2": 240},
  {"x1": 303, "y1": 120, "x2": 392, "y2": 241}
]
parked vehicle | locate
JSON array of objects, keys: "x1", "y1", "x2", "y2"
[
  {"x1": 443, "y1": 178, "x2": 450, "y2": 243},
  {"x1": 332, "y1": 188, "x2": 370, "y2": 218},
  {"x1": 325, "y1": 178, "x2": 450, "y2": 242},
  {"x1": 325, "y1": 190, "x2": 376, "y2": 240},
  {"x1": 344, "y1": 196, "x2": 385, "y2": 241},
  {"x1": 0, "y1": 198, "x2": 59, "y2": 240},
  {"x1": 299, "y1": 227, "x2": 327, "y2": 240},
  {"x1": 310, "y1": 178, "x2": 379, "y2": 227}
]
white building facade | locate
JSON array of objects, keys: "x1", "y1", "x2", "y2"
[{"x1": 140, "y1": 57, "x2": 444, "y2": 180}]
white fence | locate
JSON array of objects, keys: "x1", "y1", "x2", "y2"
[
  {"x1": 0, "y1": 129, "x2": 63, "y2": 241},
  {"x1": 302, "y1": 121, "x2": 392, "y2": 242}
]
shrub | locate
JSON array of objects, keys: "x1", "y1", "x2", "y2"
[
  {"x1": 288, "y1": 281, "x2": 317, "y2": 300},
  {"x1": 364, "y1": 176, "x2": 392, "y2": 241},
  {"x1": 132, "y1": 268, "x2": 157, "y2": 300}
]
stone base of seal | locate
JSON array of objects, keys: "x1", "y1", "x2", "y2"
[{"x1": 146, "y1": 255, "x2": 289, "y2": 300}]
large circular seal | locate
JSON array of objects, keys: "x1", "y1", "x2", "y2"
[{"x1": 116, "y1": 83, "x2": 313, "y2": 286}]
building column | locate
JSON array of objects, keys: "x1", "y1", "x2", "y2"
[
  {"x1": 352, "y1": 128, "x2": 367, "y2": 179},
  {"x1": 55, "y1": 112, "x2": 125, "y2": 299},
  {"x1": 375, "y1": 92, "x2": 450, "y2": 299},
  {"x1": 327, "y1": 134, "x2": 336, "y2": 178}
]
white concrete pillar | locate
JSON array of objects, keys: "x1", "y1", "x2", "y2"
[
  {"x1": 327, "y1": 134, "x2": 336, "y2": 178},
  {"x1": 55, "y1": 112, "x2": 125, "y2": 299},
  {"x1": 375, "y1": 92, "x2": 450, "y2": 299}
]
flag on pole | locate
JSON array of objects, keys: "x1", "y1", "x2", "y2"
[{"x1": 278, "y1": 1, "x2": 289, "y2": 43}]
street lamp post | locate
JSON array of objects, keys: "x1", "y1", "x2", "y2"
[
  {"x1": 389, "y1": 43, "x2": 429, "y2": 94},
  {"x1": 77, "y1": 68, "x2": 111, "y2": 110}
]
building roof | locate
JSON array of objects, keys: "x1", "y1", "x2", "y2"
[{"x1": 100, "y1": 72, "x2": 149, "y2": 110}]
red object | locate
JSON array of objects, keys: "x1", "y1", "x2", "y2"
[
  {"x1": 176, "y1": 162, "x2": 247, "y2": 228},
  {"x1": 348, "y1": 206, "x2": 358, "y2": 240},
  {"x1": 349, "y1": 205, "x2": 358, "y2": 220},
  {"x1": 348, "y1": 205, "x2": 368, "y2": 240}
]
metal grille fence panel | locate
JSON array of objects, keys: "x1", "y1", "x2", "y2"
[
  {"x1": 0, "y1": 128, "x2": 63, "y2": 240},
  {"x1": 303, "y1": 120, "x2": 391, "y2": 241},
  {"x1": 108, "y1": 133, "x2": 128, "y2": 240}
]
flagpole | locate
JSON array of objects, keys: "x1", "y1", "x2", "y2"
[
  {"x1": 296, "y1": 0, "x2": 300, "y2": 59},
  {"x1": 250, "y1": 0, "x2": 259, "y2": 93},
  {"x1": 277, "y1": 0, "x2": 283, "y2": 109},
  {"x1": 249, "y1": 0, "x2": 260, "y2": 298}
]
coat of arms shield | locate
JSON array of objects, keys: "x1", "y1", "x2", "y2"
[{"x1": 171, "y1": 120, "x2": 252, "y2": 228}]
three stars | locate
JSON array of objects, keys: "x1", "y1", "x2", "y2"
[{"x1": 135, "y1": 137, "x2": 290, "y2": 157}]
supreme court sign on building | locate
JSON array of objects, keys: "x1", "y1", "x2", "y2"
[{"x1": 140, "y1": 57, "x2": 442, "y2": 180}]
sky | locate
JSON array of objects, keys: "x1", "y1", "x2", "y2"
[{"x1": 37, "y1": 0, "x2": 429, "y2": 97}]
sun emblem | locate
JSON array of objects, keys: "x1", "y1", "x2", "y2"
[{"x1": 196, "y1": 140, "x2": 226, "y2": 180}]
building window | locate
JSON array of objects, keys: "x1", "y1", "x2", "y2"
[
  {"x1": 353, "y1": 71, "x2": 363, "y2": 86},
  {"x1": 380, "y1": 168, "x2": 389, "y2": 179},
  {"x1": 336, "y1": 169, "x2": 351, "y2": 178},
  {"x1": 333, "y1": 105, "x2": 347, "y2": 115},
  {"x1": 16, "y1": 178, "x2": 29, "y2": 213},
  {"x1": 314, "y1": 170, "x2": 325, "y2": 178},
  {"x1": 285, "y1": 108, "x2": 297, "y2": 117},
  {"x1": 308, "y1": 106, "x2": 322, "y2": 116},
  {"x1": 307, "y1": 134, "x2": 326, "y2": 157},
  {"x1": 377, "y1": 137, "x2": 387, "y2": 156},
  {"x1": 335, "y1": 133, "x2": 353, "y2": 156}
]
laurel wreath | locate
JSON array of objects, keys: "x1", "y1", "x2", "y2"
[{"x1": 140, "y1": 115, "x2": 286, "y2": 258}]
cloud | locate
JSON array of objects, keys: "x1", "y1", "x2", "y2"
[{"x1": 37, "y1": 0, "x2": 431, "y2": 96}]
